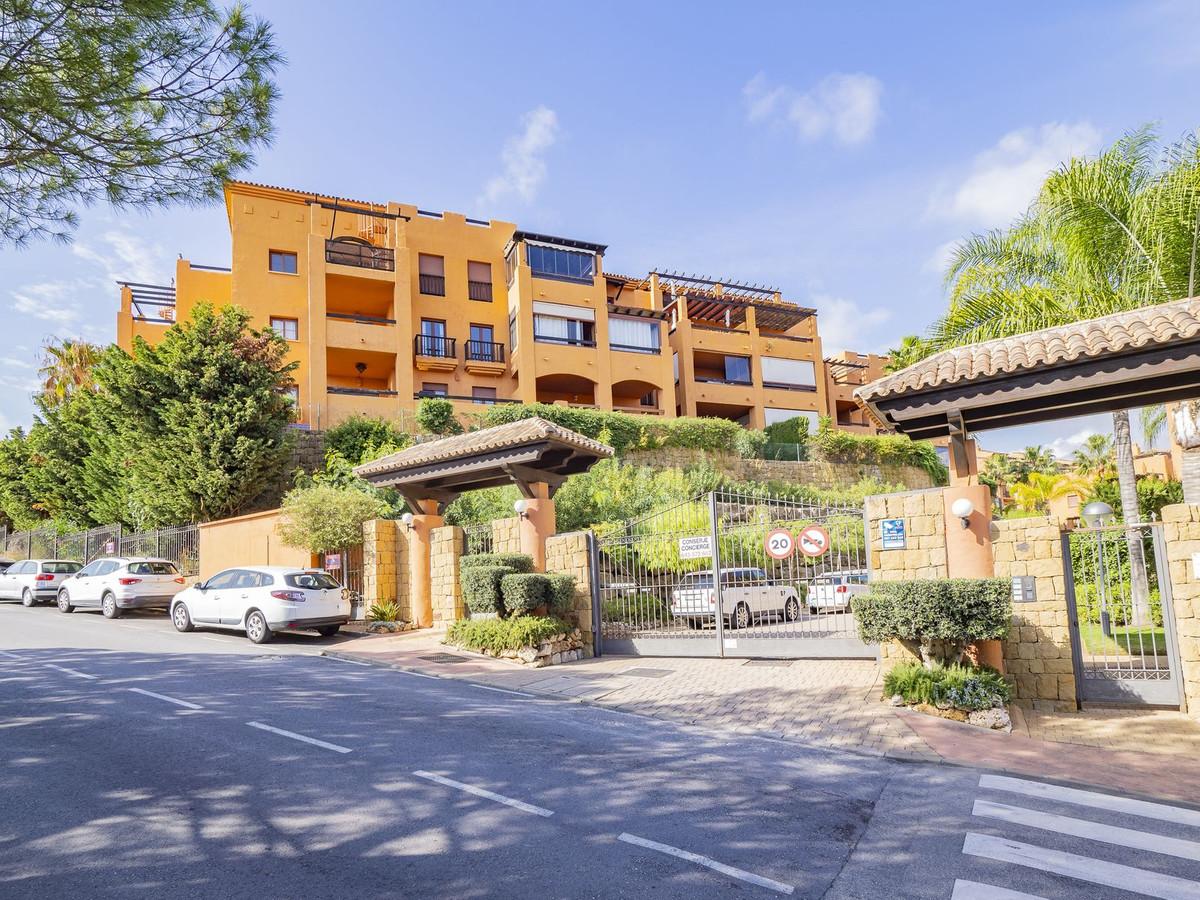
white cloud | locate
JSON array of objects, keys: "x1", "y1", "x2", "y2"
[
  {"x1": 923, "y1": 239, "x2": 961, "y2": 275},
  {"x1": 0, "y1": 357, "x2": 34, "y2": 370},
  {"x1": 933, "y1": 122, "x2": 1102, "y2": 226},
  {"x1": 11, "y1": 281, "x2": 82, "y2": 324},
  {"x1": 479, "y1": 106, "x2": 560, "y2": 207},
  {"x1": 814, "y1": 294, "x2": 892, "y2": 354},
  {"x1": 72, "y1": 229, "x2": 169, "y2": 285},
  {"x1": 743, "y1": 72, "x2": 883, "y2": 146},
  {"x1": 1047, "y1": 427, "x2": 1100, "y2": 460}
]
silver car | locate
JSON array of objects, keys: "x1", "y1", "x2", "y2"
[{"x1": 0, "y1": 559, "x2": 83, "y2": 607}]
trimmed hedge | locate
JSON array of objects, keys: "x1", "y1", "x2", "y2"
[
  {"x1": 461, "y1": 565, "x2": 514, "y2": 616},
  {"x1": 856, "y1": 578, "x2": 1011, "y2": 666},
  {"x1": 501, "y1": 572, "x2": 552, "y2": 616},
  {"x1": 446, "y1": 616, "x2": 571, "y2": 654},
  {"x1": 810, "y1": 417, "x2": 947, "y2": 483},
  {"x1": 460, "y1": 552, "x2": 535, "y2": 574},
  {"x1": 545, "y1": 573, "x2": 577, "y2": 613}
]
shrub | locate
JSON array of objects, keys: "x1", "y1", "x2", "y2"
[
  {"x1": 460, "y1": 552, "x2": 534, "y2": 574},
  {"x1": 856, "y1": 578, "x2": 1011, "y2": 667},
  {"x1": 545, "y1": 573, "x2": 578, "y2": 613},
  {"x1": 446, "y1": 615, "x2": 572, "y2": 654},
  {"x1": 325, "y1": 415, "x2": 410, "y2": 464},
  {"x1": 501, "y1": 572, "x2": 552, "y2": 616},
  {"x1": 367, "y1": 599, "x2": 402, "y2": 622},
  {"x1": 278, "y1": 483, "x2": 387, "y2": 553},
  {"x1": 809, "y1": 417, "x2": 947, "y2": 483},
  {"x1": 461, "y1": 565, "x2": 514, "y2": 616},
  {"x1": 883, "y1": 661, "x2": 1011, "y2": 710},
  {"x1": 415, "y1": 397, "x2": 462, "y2": 436}
]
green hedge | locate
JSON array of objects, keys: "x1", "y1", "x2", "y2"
[
  {"x1": 446, "y1": 616, "x2": 572, "y2": 654},
  {"x1": 501, "y1": 572, "x2": 552, "y2": 616},
  {"x1": 856, "y1": 578, "x2": 1011, "y2": 666},
  {"x1": 545, "y1": 573, "x2": 577, "y2": 613},
  {"x1": 461, "y1": 565, "x2": 514, "y2": 616},
  {"x1": 810, "y1": 417, "x2": 946, "y2": 483},
  {"x1": 460, "y1": 552, "x2": 534, "y2": 574}
]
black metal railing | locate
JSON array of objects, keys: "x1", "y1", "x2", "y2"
[
  {"x1": 326, "y1": 311, "x2": 397, "y2": 325},
  {"x1": 328, "y1": 386, "x2": 399, "y2": 397},
  {"x1": 419, "y1": 273, "x2": 446, "y2": 296},
  {"x1": 414, "y1": 334, "x2": 456, "y2": 357},
  {"x1": 468, "y1": 280, "x2": 493, "y2": 301},
  {"x1": 464, "y1": 340, "x2": 505, "y2": 363},
  {"x1": 413, "y1": 390, "x2": 519, "y2": 404},
  {"x1": 325, "y1": 240, "x2": 395, "y2": 271},
  {"x1": 695, "y1": 375, "x2": 753, "y2": 386},
  {"x1": 762, "y1": 381, "x2": 818, "y2": 392},
  {"x1": 533, "y1": 332, "x2": 597, "y2": 348}
]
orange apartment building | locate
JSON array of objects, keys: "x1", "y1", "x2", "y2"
[{"x1": 116, "y1": 180, "x2": 885, "y2": 433}]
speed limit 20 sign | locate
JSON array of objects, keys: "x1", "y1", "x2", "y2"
[{"x1": 764, "y1": 528, "x2": 795, "y2": 560}]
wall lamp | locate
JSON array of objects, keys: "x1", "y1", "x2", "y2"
[
  {"x1": 950, "y1": 497, "x2": 975, "y2": 529},
  {"x1": 400, "y1": 512, "x2": 414, "y2": 531},
  {"x1": 513, "y1": 499, "x2": 530, "y2": 519}
]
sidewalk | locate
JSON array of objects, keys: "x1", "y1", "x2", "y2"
[{"x1": 328, "y1": 630, "x2": 1200, "y2": 802}]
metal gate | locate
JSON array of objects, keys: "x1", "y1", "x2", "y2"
[
  {"x1": 1063, "y1": 522, "x2": 1183, "y2": 707},
  {"x1": 595, "y1": 489, "x2": 876, "y2": 659}
]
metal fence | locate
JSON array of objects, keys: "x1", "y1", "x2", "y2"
[
  {"x1": 0, "y1": 523, "x2": 200, "y2": 576},
  {"x1": 320, "y1": 545, "x2": 364, "y2": 619},
  {"x1": 463, "y1": 522, "x2": 494, "y2": 556}
]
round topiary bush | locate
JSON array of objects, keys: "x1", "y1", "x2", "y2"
[
  {"x1": 545, "y1": 573, "x2": 577, "y2": 614},
  {"x1": 500, "y1": 572, "x2": 552, "y2": 616},
  {"x1": 460, "y1": 552, "x2": 535, "y2": 574},
  {"x1": 461, "y1": 565, "x2": 514, "y2": 616}
]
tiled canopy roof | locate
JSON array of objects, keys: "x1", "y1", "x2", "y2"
[
  {"x1": 355, "y1": 417, "x2": 613, "y2": 478},
  {"x1": 856, "y1": 297, "x2": 1200, "y2": 404}
]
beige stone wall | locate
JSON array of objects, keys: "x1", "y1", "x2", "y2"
[
  {"x1": 430, "y1": 525, "x2": 465, "y2": 625},
  {"x1": 361, "y1": 519, "x2": 397, "y2": 610},
  {"x1": 623, "y1": 448, "x2": 936, "y2": 491},
  {"x1": 1161, "y1": 504, "x2": 1200, "y2": 714},
  {"x1": 544, "y1": 531, "x2": 594, "y2": 657},
  {"x1": 864, "y1": 489, "x2": 948, "y2": 582},
  {"x1": 491, "y1": 516, "x2": 522, "y2": 554},
  {"x1": 992, "y1": 517, "x2": 1075, "y2": 710}
]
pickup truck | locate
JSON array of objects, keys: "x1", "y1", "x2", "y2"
[{"x1": 670, "y1": 567, "x2": 801, "y2": 630}]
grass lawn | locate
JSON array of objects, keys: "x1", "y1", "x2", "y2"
[{"x1": 1079, "y1": 621, "x2": 1168, "y2": 657}]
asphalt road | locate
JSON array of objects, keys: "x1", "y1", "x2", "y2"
[{"x1": 4, "y1": 600, "x2": 1200, "y2": 899}]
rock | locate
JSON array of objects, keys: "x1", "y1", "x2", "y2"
[
  {"x1": 529, "y1": 658, "x2": 548, "y2": 668},
  {"x1": 968, "y1": 707, "x2": 1013, "y2": 732},
  {"x1": 889, "y1": 694, "x2": 905, "y2": 707},
  {"x1": 538, "y1": 641, "x2": 553, "y2": 655},
  {"x1": 551, "y1": 652, "x2": 562, "y2": 665},
  {"x1": 517, "y1": 646, "x2": 539, "y2": 664}
]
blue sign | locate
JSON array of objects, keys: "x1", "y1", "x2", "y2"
[{"x1": 881, "y1": 519, "x2": 907, "y2": 550}]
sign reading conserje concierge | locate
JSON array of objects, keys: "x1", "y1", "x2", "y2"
[
  {"x1": 880, "y1": 519, "x2": 906, "y2": 550},
  {"x1": 678, "y1": 536, "x2": 713, "y2": 560}
]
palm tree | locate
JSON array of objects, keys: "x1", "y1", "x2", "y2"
[
  {"x1": 930, "y1": 128, "x2": 1200, "y2": 624},
  {"x1": 1009, "y1": 472, "x2": 1089, "y2": 515},
  {"x1": 1016, "y1": 445, "x2": 1058, "y2": 477},
  {"x1": 38, "y1": 339, "x2": 100, "y2": 406},
  {"x1": 884, "y1": 335, "x2": 931, "y2": 372},
  {"x1": 1073, "y1": 433, "x2": 1114, "y2": 479}
]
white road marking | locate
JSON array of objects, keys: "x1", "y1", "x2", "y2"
[
  {"x1": 952, "y1": 879, "x2": 1047, "y2": 900},
  {"x1": 127, "y1": 687, "x2": 203, "y2": 710},
  {"x1": 979, "y1": 774, "x2": 1200, "y2": 829},
  {"x1": 413, "y1": 770, "x2": 553, "y2": 817},
  {"x1": 245, "y1": 721, "x2": 352, "y2": 754},
  {"x1": 975, "y1": 799, "x2": 1200, "y2": 863},
  {"x1": 470, "y1": 684, "x2": 535, "y2": 698},
  {"x1": 44, "y1": 664, "x2": 96, "y2": 680},
  {"x1": 962, "y1": 832, "x2": 1200, "y2": 900},
  {"x1": 618, "y1": 833, "x2": 793, "y2": 895}
]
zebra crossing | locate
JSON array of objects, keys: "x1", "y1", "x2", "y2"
[{"x1": 954, "y1": 774, "x2": 1200, "y2": 899}]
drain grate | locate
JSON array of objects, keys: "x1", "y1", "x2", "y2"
[
  {"x1": 621, "y1": 667, "x2": 674, "y2": 679},
  {"x1": 742, "y1": 659, "x2": 794, "y2": 668},
  {"x1": 418, "y1": 653, "x2": 471, "y2": 665}
]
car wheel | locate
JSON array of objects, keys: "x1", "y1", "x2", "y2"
[
  {"x1": 245, "y1": 610, "x2": 273, "y2": 644},
  {"x1": 21, "y1": 589, "x2": 36, "y2": 608},
  {"x1": 316, "y1": 624, "x2": 341, "y2": 637},
  {"x1": 809, "y1": 605, "x2": 818, "y2": 616},
  {"x1": 732, "y1": 602, "x2": 751, "y2": 630},
  {"x1": 171, "y1": 602, "x2": 194, "y2": 633},
  {"x1": 101, "y1": 592, "x2": 123, "y2": 619},
  {"x1": 685, "y1": 617, "x2": 703, "y2": 630},
  {"x1": 57, "y1": 590, "x2": 75, "y2": 614},
  {"x1": 783, "y1": 597, "x2": 800, "y2": 622}
]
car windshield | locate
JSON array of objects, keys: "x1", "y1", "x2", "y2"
[
  {"x1": 127, "y1": 561, "x2": 179, "y2": 575},
  {"x1": 680, "y1": 573, "x2": 713, "y2": 588},
  {"x1": 41, "y1": 562, "x2": 81, "y2": 574},
  {"x1": 285, "y1": 572, "x2": 341, "y2": 590},
  {"x1": 812, "y1": 576, "x2": 838, "y2": 586}
]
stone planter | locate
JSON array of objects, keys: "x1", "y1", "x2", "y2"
[
  {"x1": 365, "y1": 620, "x2": 413, "y2": 634},
  {"x1": 446, "y1": 627, "x2": 586, "y2": 668}
]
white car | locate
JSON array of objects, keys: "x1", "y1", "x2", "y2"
[
  {"x1": 808, "y1": 570, "x2": 870, "y2": 614},
  {"x1": 170, "y1": 566, "x2": 351, "y2": 644},
  {"x1": 0, "y1": 559, "x2": 82, "y2": 606},
  {"x1": 670, "y1": 567, "x2": 801, "y2": 630},
  {"x1": 57, "y1": 557, "x2": 188, "y2": 618}
]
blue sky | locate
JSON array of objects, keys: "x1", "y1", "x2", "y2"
[{"x1": 3, "y1": 0, "x2": 1199, "y2": 455}]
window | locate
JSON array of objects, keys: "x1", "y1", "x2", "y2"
[
  {"x1": 509, "y1": 314, "x2": 518, "y2": 354},
  {"x1": 95, "y1": 560, "x2": 120, "y2": 576},
  {"x1": 9, "y1": 561, "x2": 31, "y2": 575},
  {"x1": 127, "y1": 561, "x2": 179, "y2": 575},
  {"x1": 418, "y1": 254, "x2": 445, "y2": 295},
  {"x1": 203, "y1": 570, "x2": 240, "y2": 590},
  {"x1": 421, "y1": 382, "x2": 448, "y2": 396},
  {"x1": 526, "y1": 244, "x2": 595, "y2": 282},
  {"x1": 468, "y1": 324, "x2": 497, "y2": 361},
  {"x1": 673, "y1": 352, "x2": 680, "y2": 383},
  {"x1": 418, "y1": 319, "x2": 448, "y2": 356},
  {"x1": 269, "y1": 250, "x2": 298, "y2": 274},
  {"x1": 640, "y1": 390, "x2": 657, "y2": 407},
  {"x1": 286, "y1": 571, "x2": 341, "y2": 590},
  {"x1": 468, "y1": 261, "x2": 493, "y2": 301},
  {"x1": 505, "y1": 245, "x2": 518, "y2": 286},
  {"x1": 609, "y1": 317, "x2": 660, "y2": 353},
  {"x1": 761, "y1": 357, "x2": 816, "y2": 389},
  {"x1": 472, "y1": 386, "x2": 498, "y2": 405},
  {"x1": 724, "y1": 356, "x2": 752, "y2": 384},
  {"x1": 42, "y1": 561, "x2": 81, "y2": 574},
  {"x1": 533, "y1": 303, "x2": 597, "y2": 347},
  {"x1": 270, "y1": 317, "x2": 298, "y2": 341},
  {"x1": 76, "y1": 560, "x2": 105, "y2": 578}
]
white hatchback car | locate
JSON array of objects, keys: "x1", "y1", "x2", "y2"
[
  {"x1": 170, "y1": 566, "x2": 351, "y2": 644},
  {"x1": 807, "y1": 570, "x2": 870, "y2": 614},
  {"x1": 57, "y1": 557, "x2": 188, "y2": 618},
  {"x1": 0, "y1": 559, "x2": 82, "y2": 606}
]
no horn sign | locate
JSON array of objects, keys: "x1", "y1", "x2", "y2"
[{"x1": 797, "y1": 525, "x2": 831, "y2": 558}]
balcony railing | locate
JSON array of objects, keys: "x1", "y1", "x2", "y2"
[
  {"x1": 695, "y1": 375, "x2": 753, "y2": 386},
  {"x1": 533, "y1": 332, "x2": 597, "y2": 348},
  {"x1": 419, "y1": 274, "x2": 446, "y2": 296},
  {"x1": 414, "y1": 390, "x2": 519, "y2": 404},
  {"x1": 610, "y1": 342, "x2": 660, "y2": 355},
  {"x1": 763, "y1": 381, "x2": 818, "y2": 392},
  {"x1": 414, "y1": 334, "x2": 456, "y2": 358},
  {"x1": 692, "y1": 323, "x2": 750, "y2": 335},
  {"x1": 465, "y1": 340, "x2": 505, "y2": 363},
  {"x1": 326, "y1": 311, "x2": 396, "y2": 325},
  {"x1": 325, "y1": 240, "x2": 395, "y2": 271},
  {"x1": 328, "y1": 386, "x2": 398, "y2": 396},
  {"x1": 468, "y1": 280, "x2": 493, "y2": 301}
]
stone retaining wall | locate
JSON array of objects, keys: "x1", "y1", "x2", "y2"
[
  {"x1": 430, "y1": 525, "x2": 465, "y2": 625},
  {"x1": 1161, "y1": 504, "x2": 1200, "y2": 714},
  {"x1": 491, "y1": 516, "x2": 521, "y2": 554}
]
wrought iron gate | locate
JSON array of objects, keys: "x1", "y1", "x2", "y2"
[
  {"x1": 1063, "y1": 522, "x2": 1183, "y2": 707},
  {"x1": 594, "y1": 489, "x2": 876, "y2": 659}
]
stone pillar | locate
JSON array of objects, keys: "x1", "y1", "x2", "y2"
[
  {"x1": 519, "y1": 483, "x2": 557, "y2": 571},
  {"x1": 545, "y1": 531, "x2": 595, "y2": 657},
  {"x1": 1161, "y1": 504, "x2": 1200, "y2": 713},
  {"x1": 361, "y1": 519, "x2": 397, "y2": 609},
  {"x1": 430, "y1": 525, "x2": 465, "y2": 625},
  {"x1": 409, "y1": 499, "x2": 442, "y2": 628}
]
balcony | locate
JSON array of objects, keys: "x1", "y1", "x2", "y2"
[
  {"x1": 464, "y1": 340, "x2": 506, "y2": 377},
  {"x1": 328, "y1": 386, "x2": 398, "y2": 397},
  {"x1": 326, "y1": 312, "x2": 395, "y2": 354},
  {"x1": 419, "y1": 274, "x2": 446, "y2": 296},
  {"x1": 695, "y1": 375, "x2": 753, "y2": 387},
  {"x1": 413, "y1": 334, "x2": 458, "y2": 372},
  {"x1": 468, "y1": 280, "x2": 493, "y2": 302},
  {"x1": 533, "y1": 332, "x2": 597, "y2": 348},
  {"x1": 325, "y1": 238, "x2": 394, "y2": 272}
]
